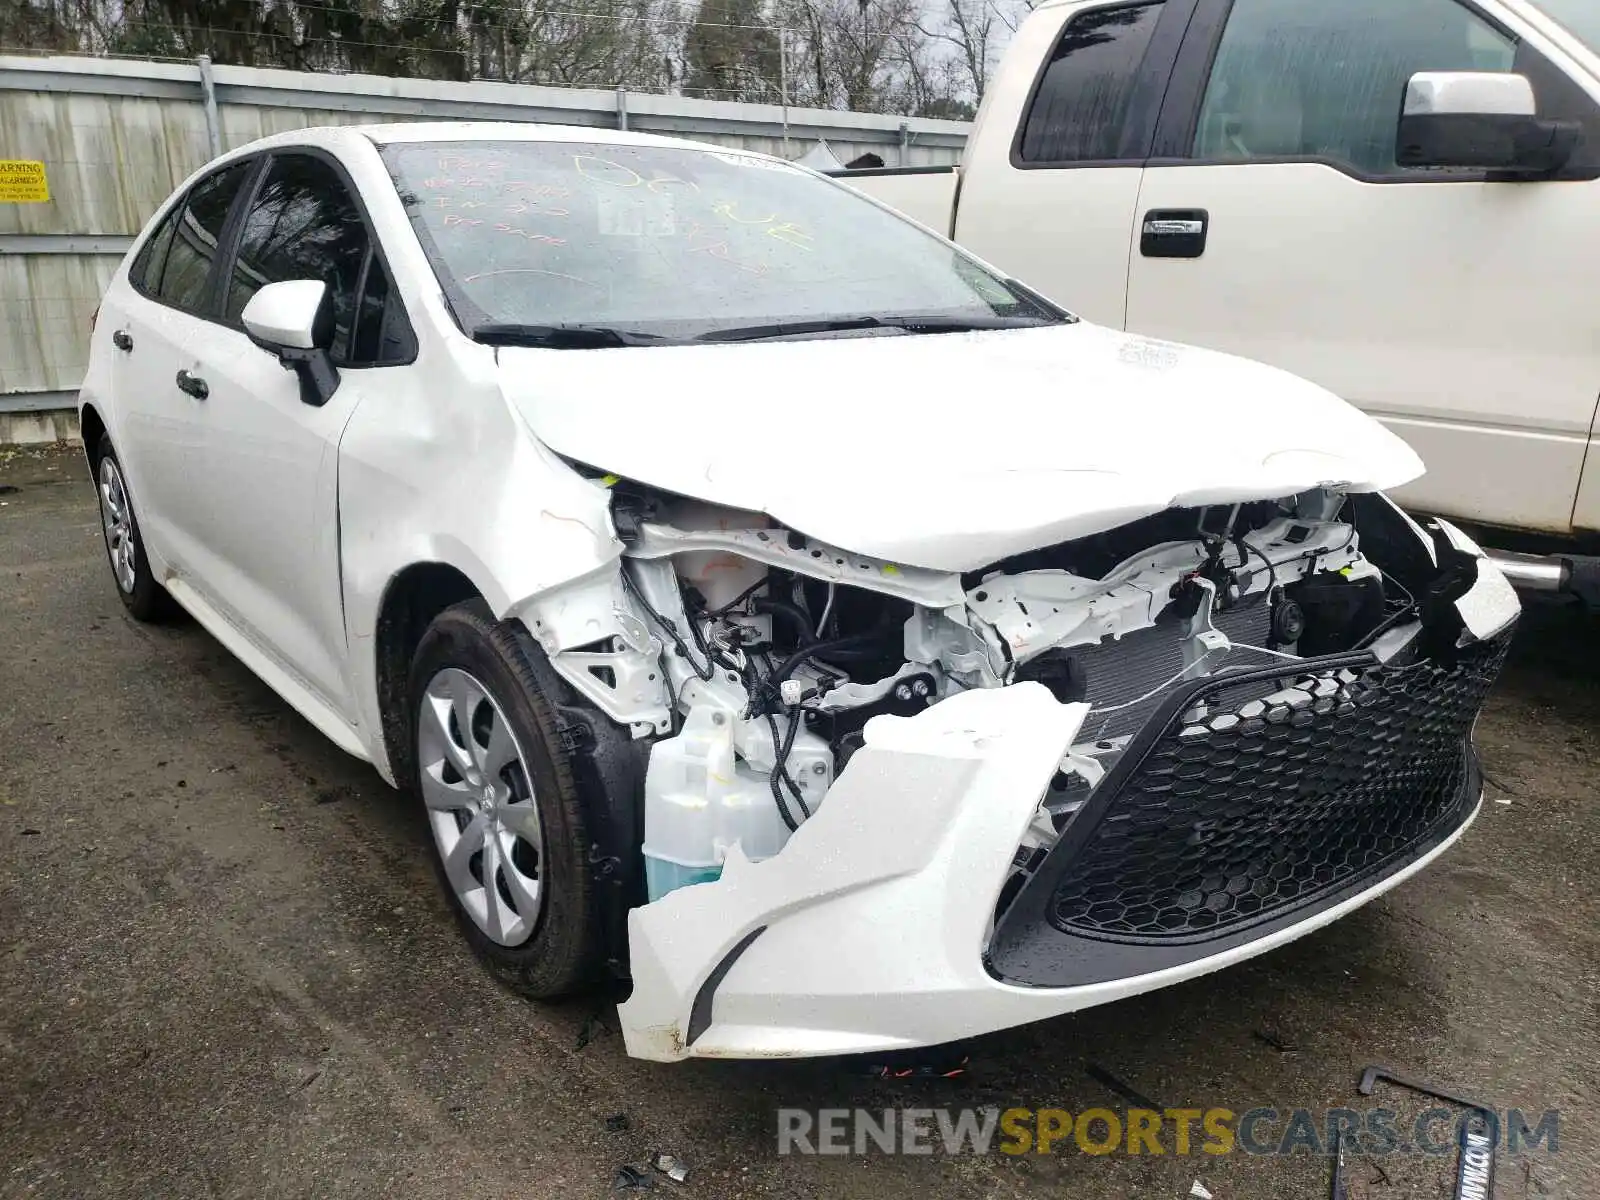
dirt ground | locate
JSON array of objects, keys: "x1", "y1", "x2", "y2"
[{"x1": 1, "y1": 444, "x2": 1595, "y2": 1199}]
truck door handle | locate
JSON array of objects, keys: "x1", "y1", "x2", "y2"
[
  {"x1": 175, "y1": 369, "x2": 209, "y2": 401},
  {"x1": 1141, "y1": 209, "x2": 1209, "y2": 259},
  {"x1": 112, "y1": 329, "x2": 134, "y2": 352}
]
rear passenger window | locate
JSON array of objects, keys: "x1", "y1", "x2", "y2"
[
  {"x1": 226, "y1": 154, "x2": 371, "y2": 364},
  {"x1": 1018, "y1": 2, "x2": 1165, "y2": 164},
  {"x1": 154, "y1": 162, "x2": 253, "y2": 314}
]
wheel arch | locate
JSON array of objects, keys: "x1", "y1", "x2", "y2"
[
  {"x1": 79, "y1": 401, "x2": 108, "y2": 473},
  {"x1": 372, "y1": 561, "x2": 486, "y2": 787},
  {"x1": 369, "y1": 561, "x2": 649, "y2": 980}
]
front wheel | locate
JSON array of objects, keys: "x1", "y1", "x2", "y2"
[{"x1": 408, "y1": 601, "x2": 603, "y2": 998}]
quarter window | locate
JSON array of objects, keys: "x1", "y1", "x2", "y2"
[
  {"x1": 130, "y1": 205, "x2": 180, "y2": 296},
  {"x1": 1018, "y1": 2, "x2": 1166, "y2": 164},
  {"x1": 150, "y1": 161, "x2": 253, "y2": 314},
  {"x1": 1194, "y1": 0, "x2": 1516, "y2": 174},
  {"x1": 226, "y1": 154, "x2": 372, "y2": 364}
]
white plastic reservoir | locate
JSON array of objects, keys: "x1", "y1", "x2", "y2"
[{"x1": 642, "y1": 704, "x2": 830, "y2": 900}]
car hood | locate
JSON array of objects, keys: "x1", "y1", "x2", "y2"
[{"x1": 499, "y1": 322, "x2": 1423, "y2": 573}]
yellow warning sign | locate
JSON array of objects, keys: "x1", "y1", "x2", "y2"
[{"x1": 0, "y1": 160, "x2": 50, "y2": 204}]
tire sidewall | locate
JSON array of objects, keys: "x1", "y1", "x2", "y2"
[
  {"x1": 95, "y1": 434, "x2": 169, "y2": 622},
  {"x1": 407, "y1": 601, "x2": 599, "y2": 998}
]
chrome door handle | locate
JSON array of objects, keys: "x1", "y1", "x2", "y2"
[
  {"x1": 176, "y1": 369, "x2": 209, "y2": 401},
  {"x1": 1143, "y1": 219, "x2": 1204, "y2": 236},
  {"x1": 1140, "y1": 208, "x2": 1210, "y2": 259}
]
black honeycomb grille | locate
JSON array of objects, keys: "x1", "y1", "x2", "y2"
[{"x1": 1048, "y1": 632, "x2": 1512, "y2": 943}]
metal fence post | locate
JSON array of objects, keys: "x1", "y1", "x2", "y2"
[
  {"x1": 898, "y1": 120, "x2": 909, "y2": 167},
  {"x1": 616, "y1": 85, "x2": 628, "y2": 131},
  {"x1": 779, "y1": 37, "x2": 790, "y2": 155},
  {"x1": 197, "y1": 55, "x2": 222, "y2": 157}
]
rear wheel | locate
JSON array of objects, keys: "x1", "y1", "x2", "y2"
[
  {"x1": 94, "y1": 434, "x2": 172, "y2": 622},
  {"x1": 409, "y1": 601, "x2": 603, "y2": 998}
]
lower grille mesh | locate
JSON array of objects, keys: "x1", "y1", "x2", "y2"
[{"x1": 1048, "y1": 631, "x2": 1512, "y2": 943}]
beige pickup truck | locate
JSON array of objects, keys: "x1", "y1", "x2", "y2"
[{"x1": 838, "y1": 0, "x2": 1600, "y2": 605}]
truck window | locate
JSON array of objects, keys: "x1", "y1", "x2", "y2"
[
  {"x1": 1193, "y1": 0, "x2": 1515, "y2": 176},
  {"x1": 1018, "y1": 2, "x2": 1165, "y2": 164}
]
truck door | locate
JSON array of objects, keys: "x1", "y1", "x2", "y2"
[
  {"x1": 954, "y1": 0, "x2": 1190, "y2": 328},
  {"x1": 1124, "y1": 0, "x2": 1600, "y2": 534}
]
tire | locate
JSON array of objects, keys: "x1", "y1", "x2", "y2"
[
  {"x1": 93, "y1": 433, "x2": 174, "y2": 622},
  {"x1": 408, "y1": 600, "x2": 603, "y2": 998}
]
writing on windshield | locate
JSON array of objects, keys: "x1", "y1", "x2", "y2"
[{"x1": 385, "y1": 139, "x2": 1052, "y2": 339}]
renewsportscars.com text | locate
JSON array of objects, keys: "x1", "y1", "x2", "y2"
[{"x1": 775, "y1": 1106, "x2": 1558, "y2": 1158}]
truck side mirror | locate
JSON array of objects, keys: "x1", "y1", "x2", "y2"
[{"x1": 1397, "y1": 71, "x2": 1580, "y2": 176}]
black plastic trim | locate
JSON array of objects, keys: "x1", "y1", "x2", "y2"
[
  {"x1": 824, "y1": 165, "x2": 956, "y2": 178},
  {"x1": 1147, "y1": 0, "x2": 1232, "y2": 159},
  {"x1": 989, "y1": 752, "x2": 1482, "y2": 989},
  {"x1": 985, "y1": 618, "x2": 1515, "y2": 990},
  {"x1": 989, "y1": 649, "x2": 1378, "y2": 983},
  {"x1": 1143, "y1": 153, "x2": 1503, "y2": 184},
  {"x1": 1565, "y1": 555, "x2": 1600, "y2": 607},
  {"x1": 686, "y1": 926, "x2": 767, "y2": 1047},
  {"x1": 1020, "y1": 648, "x2": 1374, "y2": 907},
  {"x1": 515, "y1": 640, "x2": 653, "y2": 981}
]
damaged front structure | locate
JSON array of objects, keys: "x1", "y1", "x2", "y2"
[
  {"x1": 510, "y1": 466, "x2": 1518, "y2": 1061},
  {"x1": 79, "y1": 124, "x2": 1521, "y2": 1067}
]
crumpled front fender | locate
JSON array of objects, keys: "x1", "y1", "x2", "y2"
[{"x1": 617, "y1": 683, "x2": 1086, "y2": 1061}]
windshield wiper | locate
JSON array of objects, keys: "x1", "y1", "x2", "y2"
[
  {"x1": 471, "y1": 323, "x2": 675, "y2": 349},
  {"x1": 694, "y1": 316, "x2": 885, "y2": 342},
  {"x1": 694, "y1": 314, "x2": 1056, "y2": 343}
]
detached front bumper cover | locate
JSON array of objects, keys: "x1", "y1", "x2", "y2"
[{"x1": 617, "y1": 530, "x2": 1518, "y2": 1062}]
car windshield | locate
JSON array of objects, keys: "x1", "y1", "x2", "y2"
[
  {"x1": 381, "y1": 139, "x2": 1064, "y2": 343},
  {"x1": 1529, "y1": 0, "x2": 1600, "y2": 54}
]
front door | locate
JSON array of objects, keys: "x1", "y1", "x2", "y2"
[
  {"x1": 182, "y1": 150, "x2": 411, "y2": 719},
  {"x1": 1125, "y1": 0, "x2": 1600, "y2": 533}
]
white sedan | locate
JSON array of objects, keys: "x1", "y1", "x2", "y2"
[{"x1": 82, "y1": 122, "x2": 1519, "y2": 1061}]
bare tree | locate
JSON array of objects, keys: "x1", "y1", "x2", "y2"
[
  {"x1": 0, "y1": 0, "x2": 980, "y2": 114},
  {"x1": 993, "y1": 0, "x2": 1036, "y2": 36},
  {"x1": 777, "y1": 0, "x2": 924, "y2": 112},
  {"x1": 683, "y1": 0, "x2": 779, "y2": 100}
]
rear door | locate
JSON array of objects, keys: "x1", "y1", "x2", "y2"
[
  {"x1": 111, "y1": 160, "x2": 256, "y2": 570},
  {"x1": 953, "y1": 0, "x2": 1192, "y2": 326},
  {"x1": 1124, "y1": 0, "x2": 1600, "y2": 533},
  {"x1": 181, "y1": 149, "x2": 417, "y2": 718}
]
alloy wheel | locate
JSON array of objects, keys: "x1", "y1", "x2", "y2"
[
  {"x1": 417, "y1": 667, "x2": 545, "y2": 946},
  {"x1": 98, "y1": 457, "x2": 138, "y2": 595}
]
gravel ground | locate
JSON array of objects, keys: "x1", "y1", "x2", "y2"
[{"x1": 2, "y1": 444, "x2": 1595, "y2": 1199}]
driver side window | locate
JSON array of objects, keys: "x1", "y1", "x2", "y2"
[
  {"x1": 1193, "y1": 0, "x2": 1515, "y2": 176},
  {"x1": 226, "y1": 153, "x2": 372, "y2": 364}
]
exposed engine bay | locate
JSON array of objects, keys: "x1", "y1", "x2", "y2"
[{"x1": 516, "y1": 476, "x2": 1473, "y2": 907}]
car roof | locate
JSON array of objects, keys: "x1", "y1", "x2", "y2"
[{"x1": 226, "y1": 120, "x2": 766, "y2": 160}]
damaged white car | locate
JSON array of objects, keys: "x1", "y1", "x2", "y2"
[{"x1": 82, "y1": 123, "x2": 1521, "y2": 1062}]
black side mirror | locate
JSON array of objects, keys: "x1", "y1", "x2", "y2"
[
  {"x1": 274, "y1": 344, "x2": 342, "y2": 408},
  {"x1": 1396, "y1": 71, "x2": 1580, "y2": 177}
]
